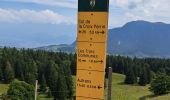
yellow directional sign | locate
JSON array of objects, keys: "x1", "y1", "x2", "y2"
[
  {"x1": 76, "y1": 70, "x2": 105, "y2": 99},
  {"x1": 76, "y1": 0, "x2": 109, "y2": 99},
  {"x1": 77, "y1": 42, "x2": 106, "y2": 71},
  {"x1": 78, "y1": 12, "x2": 108, "y2": 43}
]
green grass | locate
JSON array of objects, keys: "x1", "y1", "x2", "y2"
[
  {"x1": 72, "y1": 76, "x2": 76, "y2": 96},
  {"x1": 104, "y1": 73, "x2": 170, "y2": 100},
  {"x1": 37, "y1": 93, "x2": 53, "y2": 100},
  {"x1": 0, "y1": 83, "x2": 9, "y2": 95},
  {"x1": 0, "y1": 74, "x2": 170, "y2": 100}
]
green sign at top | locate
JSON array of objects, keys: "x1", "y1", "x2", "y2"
[{"x1": 78, "y1": 0, "x2": 109, "y2": 12}]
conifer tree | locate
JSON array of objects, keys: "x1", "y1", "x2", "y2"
[
  {"x1": 4, "y1": 61, "x2": 14, "y2": 83},
  {"x1": 24, "y1": 61, "x2": 37, "y2": 85},
  {"x1": 139, "y1": 65, "x2": 148, "y2": 86},
  {"x1": 57, "y1": 70, "x2": 67, "y2": 100},
  {"x1": 145, "y1": 64, "x2": 152, "y2": 84},
  {"x1": 14, "y1": 58, "x2": 25, "y2": 81},
  {"x1": 0, "y1": 65, "x2": 3, "y2": 81},
  {"x1": 62, "y1": 60, "x2": 73, "y2": 98},
  {"x1": 40, "y1": 74, "x2": 47, "y2": 93},
  {"x1": 46, "y1": 61, "x2": 59, "y2": 99},
  {"x1": 124, "y1": 66, "x2": 137, "y2": 84}
]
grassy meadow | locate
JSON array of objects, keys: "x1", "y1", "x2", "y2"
[
  {"x1": 104, "y1": 73, "x2": 170, "y2": 100},
  {"x1": 0, "y1": 83, "x2": 9, "y2": 95},
  {"x1": 0, "y1": 73, "x2": 170, "y2": 100}
]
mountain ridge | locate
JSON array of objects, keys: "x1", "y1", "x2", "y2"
[{"x1": 33, "y1": 20, "x2": 170, "y2": 57}]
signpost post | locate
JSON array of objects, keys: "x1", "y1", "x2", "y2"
[{"x1": 76, "y1": 0, "x2": 109, "y2": 100}]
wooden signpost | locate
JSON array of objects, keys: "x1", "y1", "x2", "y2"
[{"x1": 76, "y1": 0, "x2": 109, "y2": 99}]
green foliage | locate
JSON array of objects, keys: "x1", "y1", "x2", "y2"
[
  {"x1": 150, "y1": 73, "x2": 170, "y2": 95},
  {"x1": 139, "y1": 64, "x2": 148, "y2": 86},
  {"x1": 0, "y1": 64, "x2": 3, "y2": 81},
  {"x1": 0, "y1": 47, "x2": 74, "y2": 99},
  {"x1": 1, "y1": 47, "x2": 170, "y2": 99},
  {"x1": 124, "y1": 66, "x2": 137, "y2": 84},
  {"x1": 46, "y1": 61, "x2": 59, "y2": 99},
  {"x1": 47, "y1": 89, "x2": 52, "y2": 98},
  {"x1": 104, "y1": 73, "x2": 170, "y2": 100},
  {"x1": 39, "y1": 74, "x2": 47, "y2": 93},
  {"x1": 4, "y1": 61, "x2": 14, "y2": 83},
  {"x1": 106, "y1": 55, "x2": 170, "y2": 78},
  {"x1": 61, "y1": 60, "x2": 73, "y2": 98},
  {"x1": 24, "y1": 61, "x2": 37, "y2": 85},
  {"x1": 7, "y1": 80, "x2": 34, "y2": 100},
  {"x1": 70, "y1": 53, "x2": 76, "y2": 75},
  {"x1": 145, "y1": 64, "x2": 152, "y2": 84},
  {"x1": 57, "y1": 70, "x2": 68, "y2": 100}
]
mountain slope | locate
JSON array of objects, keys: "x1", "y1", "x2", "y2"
[
  {"x1": 35, "y1": 20, "x2": 170, "y2": 57},
  {"x1": 108, "y1": 20, "x2": 170, "y2": 57},
  {"x1": 34, "y1": 44, "x2": 75, "y2": 53}
]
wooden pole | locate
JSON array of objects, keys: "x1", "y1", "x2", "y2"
[
  {"x1": 35, "y1": 80, "x2": 38, "y2": 100},
  {"x1": 108, "y1": 67, "x2": 112, "y2": 100}
]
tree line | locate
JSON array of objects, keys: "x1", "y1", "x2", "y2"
[
  {"x1": 0, "y1": 47, "x2": 75, "y2": 100},
  {"x1": 106, "y1": 55, "x2": 170, "y2": 95},
  {"x1": 1, "y1": 47, "x2": 170, "y2": 99}
]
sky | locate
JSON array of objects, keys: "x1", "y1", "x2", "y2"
[{"x1": 0, "y1": 0, "x2": 170, "y2": 48}]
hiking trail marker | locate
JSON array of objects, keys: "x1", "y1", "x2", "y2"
[{"x1": 76, "y1": 0, "x2": 109, "y2": 99}]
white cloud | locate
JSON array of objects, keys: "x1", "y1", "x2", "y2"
[
  {"x1": 3, "y1": 0, "x2": 77, "y2": 8},
  {"x1": 128, "y1": 0, "x2": 170, "y2": 16},
  {"x1": 109, "y1": 0, "x2": 170, "y2": 27},
  {"x1": 0, "y1": 8, "x2": 76, "y2": 24},
  {"x1": 1, "y1": 0, "x2": 170, "y2": 28}
]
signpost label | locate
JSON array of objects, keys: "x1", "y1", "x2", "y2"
[
  {"x1": 76, "y1": 0, "x2": 109, "y2": 99},
  {"x1": 77, "y1": 42, "x2": 106, "y2": 71},
  {"x1": 78, "y1": 12, "x2": 108, "y2": 43},
  {"x1": 76, "y1": 70, "x2": 105, "y2": 99}
]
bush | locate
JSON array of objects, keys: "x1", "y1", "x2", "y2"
[
  {"x1": 7, "y1": 80, "x2": 35, "y2": 100},
  {"x1": 149, "y1": 73, "x2": 170, "y2": 95}
]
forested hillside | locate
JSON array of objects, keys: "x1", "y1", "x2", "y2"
[
  {"x1": 0, "y1": 47, "x2": 76, "y2": 99},
  {"x1": 107, "y1": 55, "x2": 170, "y2": 76},
  {"x1": 0, "y1": 47, "x2": 170, "y2": 99},
  {"x1": 106, "y1": 55, "x2": 170, "y2": 86}
]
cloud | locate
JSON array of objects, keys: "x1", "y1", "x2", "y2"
[
  {"x1": 111, "y1": 0, "x2": 170, "y2": 18},
  {"x1": 3, "y1": 0, "x2": 78, "y2": 8},
  {"x1": 109, "y1": 0, "x2": 170, "y2": 27},
  {"x1": 0, "y1": 8, "x2": 76, "y2": 24},
  {"x1": 1, "y1": 0, "x2": 170, "y2": 28}
]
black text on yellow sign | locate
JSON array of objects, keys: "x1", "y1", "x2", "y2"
[
  {"x1": 76, "y1": 0, "x2": 109, "y2": 100},
  {"x1": 76, "y1": 70, "x2": 105, "y2": 99}
]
